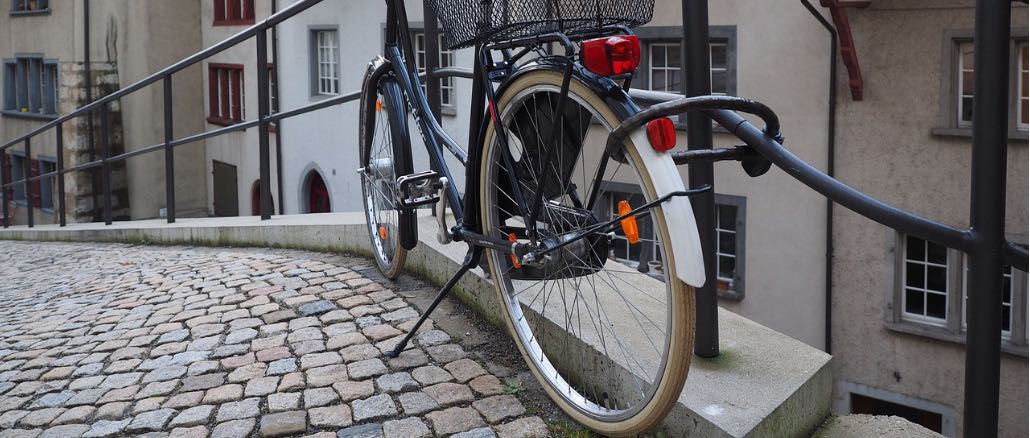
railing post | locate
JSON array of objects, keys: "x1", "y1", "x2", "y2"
[
  {"x1": 257, "y1": 29, "x2": 272, "y2": 220},
  {"x1": 56, "y1": 124, "x2": 66, "y2": 227},
  {"x1": 100, "y1": 105, "x2": 112, "y2": 225},
  {"x1": 24, "y1": 138, "x2": 33, "y2": 228},
  {"x1": 682, "y1": 0, "x2": 719, "y2": 357},
  {"x1": 1, "y1": 152, "x2": 8, "y2": 228},
  {"x1": 963, "y1": 0, "x2": 1010, "y2": 435},
  {"x1": 163, "y1": 75, "x2": 176, "y2": 223}
]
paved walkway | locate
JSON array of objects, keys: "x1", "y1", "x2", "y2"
[{"x1": 0, "y1": 241, "x2": 554, "y2": 438}]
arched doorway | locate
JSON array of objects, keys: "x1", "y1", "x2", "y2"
[
  {"x1": 250, "y1": 180, "x2": 273, "y2": 216},
  {"x1": 305, "y1": 171, "x2": 331, "y2": 213}
]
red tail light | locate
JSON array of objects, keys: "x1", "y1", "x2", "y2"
[
  {"x1": 646, "y1": 117, "x2": 676, "y2": 152},
  {"x1": 582, "y1": 35, "x2": 641, "y2": 77}
]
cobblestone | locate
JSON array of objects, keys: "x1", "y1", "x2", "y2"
[{"x1": 0, "y1": 242, "x2": 555, "y2": 437}]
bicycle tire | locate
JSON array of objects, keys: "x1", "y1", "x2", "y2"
[
  {"x1": 478, "y1": 69, "x2": 695, "y2": 436},
  {"x1": 359, "y1": 71, "x2": 414, "y2": 279}
]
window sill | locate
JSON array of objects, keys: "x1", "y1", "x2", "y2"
[
  {"x1": 930, "y1": 127, "x2": 1028, "y2": 142},
  {"x1": 207, "y1": 117, "x2": 242, "y2": 127},
  {"x1": 717, "y1": 289, "x2": 744, "y2": 301},
  {"x1": 10, "y1": 9, "x2": 50, "y2": 16},
  {"x1": 885, "y1": 320, "x2": 1027, "y2": 358},
  {"x1": 1, "y1": 110, "x2": 58, "y2": 121},
  {"x1": 213, "y1": 19, "x2": 255, "y2": 27}
]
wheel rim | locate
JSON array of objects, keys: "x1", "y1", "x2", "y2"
[
  {"x1": 363, "y1": 93, "x2": 401, "y2": 270},
  {"x1": 483, "y1": 83, "x2": 676, "y2": 422}
]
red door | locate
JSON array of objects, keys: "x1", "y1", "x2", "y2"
[{"x1": 307, "y1": 173, "x2": 330, "y2": 213}]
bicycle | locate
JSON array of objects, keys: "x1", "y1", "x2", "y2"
[{"x1": 357, "y1": 0, "x2": 756, "y2": 434}]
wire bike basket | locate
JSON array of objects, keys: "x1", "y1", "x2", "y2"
[{"x1": 427, "y1": 0, "x2": 655, "y2": 49}]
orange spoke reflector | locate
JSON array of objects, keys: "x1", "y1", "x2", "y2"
[
  {"x1": 378, "y1": 226, "x2": 388, "y2": 241},
  {"x1": 375, "y1": 100, "x2": 383, "y2": 112},
  {"x1": 508, "y1": 233, "x2": 522, "y2": 269},
  {"x1": 618, "y1": 200, "x2": 640, "y2": 244}
]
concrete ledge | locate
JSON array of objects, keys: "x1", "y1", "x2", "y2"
[{"x1": 0, "y1": 213, "x2": 832, "y2": 437}]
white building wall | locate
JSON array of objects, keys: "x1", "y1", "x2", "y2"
[
  {"x1": 202, "y1": 0, "x2": 280, "y2": 216},
  {"x1": 276, "y1": 0, "x2": 471, "y2": 215}
]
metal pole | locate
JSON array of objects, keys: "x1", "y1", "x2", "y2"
[
  {"x1": 1, "y1": 152, "x2": 8, "y2": 228},
  {"x1": 682, "y1": 0, "x2": 719, "y2": 357},
  {"x1": 963, "y1": 0, "x2": 1010, "y2": 435},
  {"x1": 257, "y1": 29, "x2": 272, "y2": 220},
  {"x1": 163, "y1": 75, "x2": 176, "y2": 223},
  {"x1": 100, "y1": 105, "x2": 112, "y2": 225},
  {"x1": 23, "y1": 138, "x2": 32, "y2": 228},
  {"x1": 56, "y1": 123, "x2": 66, "y2": 227},
  {"x1": 271, "y1": 0, "x2": 285, "y2": 215},
  {"x1": 424, "y1": 0, "x2": 442, "y2": 122}
]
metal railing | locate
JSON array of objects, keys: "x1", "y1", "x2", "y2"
[{"x1": 0, "y1": 0, "x2": 341, "y2": 226}]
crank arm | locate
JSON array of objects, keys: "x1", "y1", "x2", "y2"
[{"x1": 525, "y1": 185, "x2": 712, "y2": 262}]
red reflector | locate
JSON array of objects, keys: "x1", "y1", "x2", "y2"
[
  {"x1": 581, "y1": 35, "x2": 640, "y2": 77},
  {"x1": 646, "y1": 118, "x2": 676, "y2": 151}
]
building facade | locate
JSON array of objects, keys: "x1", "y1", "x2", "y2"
[
  {"x1": 828, "y1": 2, "x2": 1028, "y2": 436},
  {"x1": 1, "y1": 0, "x2": 209, "y2": 224},
  {"x1": 201, "y1": 0, "x2": 282, "y2": 217}
]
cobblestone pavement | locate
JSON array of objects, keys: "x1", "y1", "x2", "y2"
[{"x1": 0, "y1": 241, "x2": 555, "y2": 438}]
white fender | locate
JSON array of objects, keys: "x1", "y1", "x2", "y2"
[{"x1": 626, "y1": 130, "x2": 707, "y2": 288}]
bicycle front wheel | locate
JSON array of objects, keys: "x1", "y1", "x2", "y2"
[
  {"x1": 479, "y1": 70, "x2": 695, "y2": 436},
  {"x1": 359, "y1": 72, "x2": 413, "y2": 279}
]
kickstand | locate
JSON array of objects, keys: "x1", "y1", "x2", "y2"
[{"x1": 385, "y1": 246, "x2": 483, "y2": 358}]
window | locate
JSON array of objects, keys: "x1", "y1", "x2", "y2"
[
  {"x1": 715, "y1": 194, "x2": 746, "y2": 299},
  {"x1": 208, "y1": 64, "x2": 244, "y2": 125},
  {"x1": 38, "y1": 157, "x2": 55, "y2": 210},
  {"x1": 311, "y1": 29, "x2": 339, "y2": 96},
  {"x1": 3, "y1": 56, "x2": 58, "y2": 118},
  {"x1": 631, "y1": 26, "x2": 736, "y2": 95},
  {"x1": 1018, "y1": 42, "x2": 1028, "y2": 130},
  {"x1": 11, "y1": 0, "x2": 48, "y2": 14},
  {"x1": 414, "y1": 31, "x2": 457, "y2": 109},
  {"x1": 213, "y1": 0, "x2": 254, "y2": 26},
  {"x1": 901, "y1": 235, "x2": 950, "y2": 325},
  {"x1": 893, "y1": 234, "x2": 1028, "y2": 350},
  {"x1": 938, "y1": 36, "x2": 1028, "y2": 134}
]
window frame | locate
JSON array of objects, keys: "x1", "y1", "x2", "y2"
[
  {"x1": 631, "y1": 26, "x2": 737, "y2": 96},
  {"x1": 309, "y1": 26, "x2": 341, "y2": 98},
  {"x1": 207, "y1": 63, "x2": 245, "y2": 126},
  {"x1": 889, "y1": 232, "x2": 1028, "y2": 356},
  {"x1": 933, "y1": 28, "x2": 1029, "y2": 140},
  {"x1": 714, "y1": 193, "x2": 746, "y2": 301},
  {"x1": 213, "y1": 0, "x2": 255, "y2": 26},
  {"x1": 2, "y1": 54, "x2": 58, "y2": 120},
  {"x1": 412, "y1": 30, "x2": 457, "y2": 114},
  {"x1": 10, "y1": 0, "x2": 49, "y2": 16}
]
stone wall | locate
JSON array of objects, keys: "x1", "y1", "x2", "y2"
[{"x1": 58, "y1": 61, "x2": 130, "y2": 223}]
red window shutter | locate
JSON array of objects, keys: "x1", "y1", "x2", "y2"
[
  {"x1": 208, "y1": 66, "x2": 218, "y2": 119},
  {"x1": 232, "y1": 69, "x2": 243, "y2": 121},
  {"x1": 221, "y1": 70, "x2": 231, "y2": 120},
  {"x1": 214, "y1": 0, "x2": 226, "y2": 22},
  {"x1": 29, "y1": 159, "x2": 40, "y2": 208},
  {"x1": 243, "y1": 0, "x2": 254, "y2": 21},
  {"x1": 227, "y1": 0, "x2": 238, "y2": 21}
]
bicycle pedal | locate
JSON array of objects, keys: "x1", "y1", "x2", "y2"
[{"x1": 397, "y1": 171, "x2": 445, "y2": 208}]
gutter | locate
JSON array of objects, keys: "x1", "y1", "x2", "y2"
[
  {"x1": 271, "y1": 0, "x2": 285, "y2": 215},
  {"x1": 801, "y1": 0, "x2": 837, "y2": 354},
  {"x1": 84, "y1": 0, "x2": 99, "y2": 222}
]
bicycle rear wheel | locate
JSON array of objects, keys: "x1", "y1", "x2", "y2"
[
  {"x1": 359, "y1": 72, "x2": 413, "y2": 279},
  {"x1": 479, "y1": 70, "x2": 695, "y2": 436}
]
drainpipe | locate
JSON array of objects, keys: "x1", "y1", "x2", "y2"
[
  {"x1": 801, "y1": 0, "x2": 837, "y2": 354},
  {"x1": 84, "y1": 0, "x2": 100, "y2": 222},
  {"x1": 271, "y1": 0, "x2": 284, "y2": 215}
]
